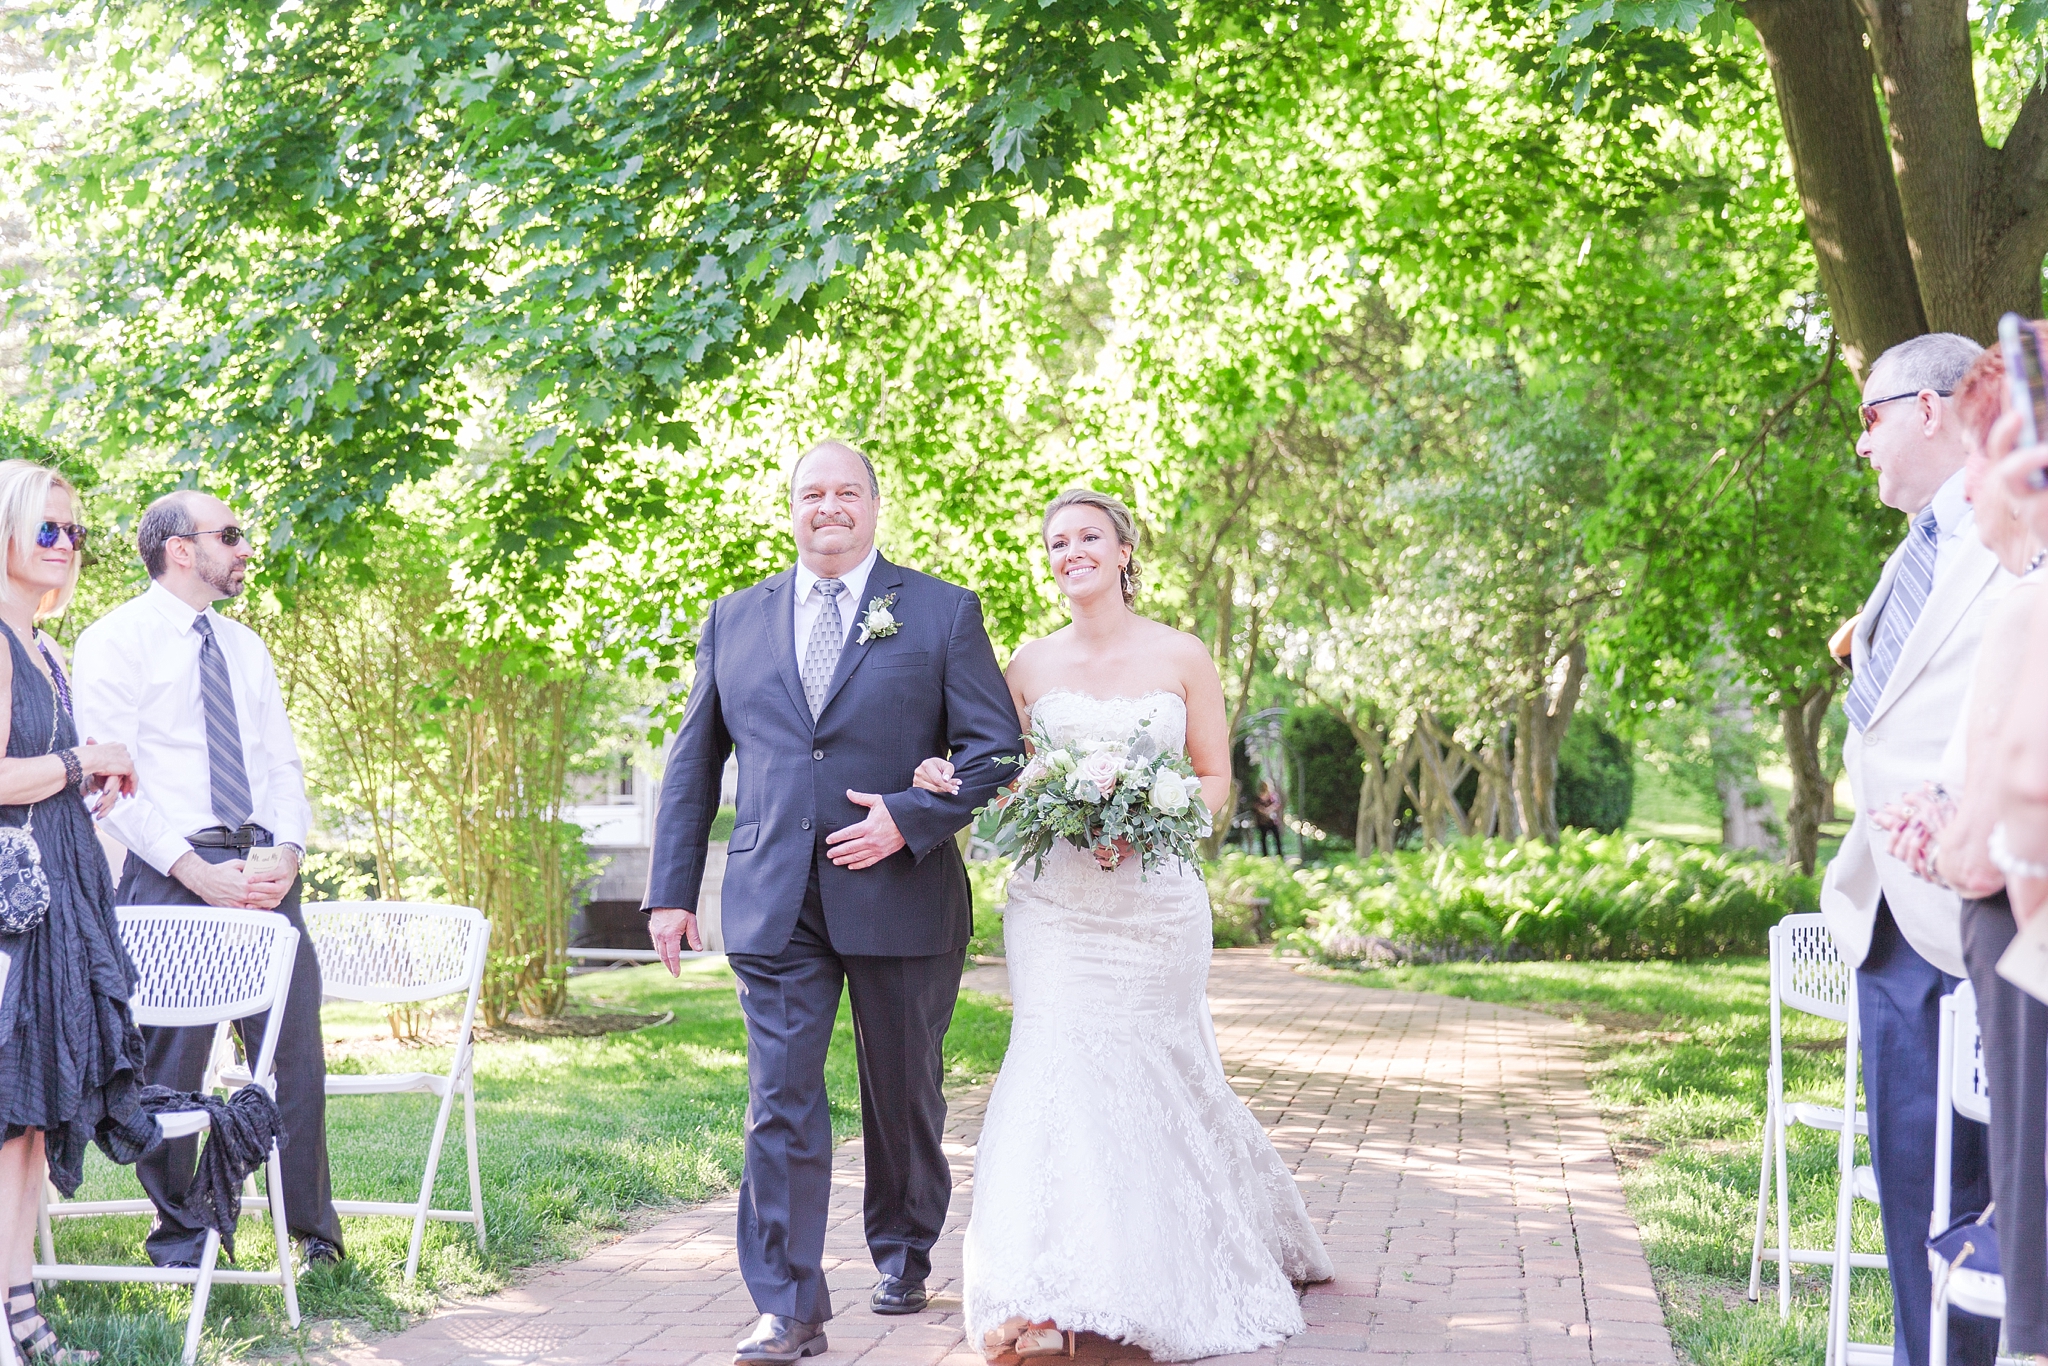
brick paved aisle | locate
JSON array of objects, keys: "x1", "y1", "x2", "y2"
[{"x1": 320, "y1": 950, "x2": 1673, "y2": 1366}]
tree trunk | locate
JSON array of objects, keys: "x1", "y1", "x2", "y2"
[
  {"x1": 1780, "y1": 676, "x2": 1841, "y2": 874},
  {"x1": 1709, "y1": 675, "x2": 1784, "y2": 857},
  {"x1": 1856, "y1": 0, "x2": 2048, "y2": 338},
  {"x1": 1747, "y1": 0, "x2": 1926, "y2": 377},
  {"x1": 1511, "y1": 642, "x2": 1587, "y2": 845}
]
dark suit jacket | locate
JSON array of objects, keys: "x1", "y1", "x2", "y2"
[{"x1": 641, "y1": 555, "x2": 1023, "y2": 957}]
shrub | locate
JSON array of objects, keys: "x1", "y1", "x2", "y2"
[
  {"x1": 1248, "y1": 831, "x2": 1813, "y2": 963},
  {"x1": 1282, "y1": 706, "x2": 1361, "y2": 844},
  {"x1": 967, "y1": 857, "x2": 1013, "y2": 958},
  {"x1": 1207, "y1": 852, "x2": 1317, "y2": 947},
  {"x1": 1556, "y1": 713, "x2": 1634, "y2": 833}
]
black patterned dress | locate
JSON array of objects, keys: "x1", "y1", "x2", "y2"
[{"x1": 0, "y1": 620, "x2": 147, "y2": 1193}]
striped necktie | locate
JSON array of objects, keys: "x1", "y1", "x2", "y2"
[
  {"x1": 1845, "y1": 507, "x2": 1941, "y2": 733},
  {"x1": 192, "y1": 614, "x2": 254, "y2": 829}
]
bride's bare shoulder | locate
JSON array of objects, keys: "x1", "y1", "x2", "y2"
[{"x1": 1004, "y1": 630, "x2": 1070, "y2": 688}]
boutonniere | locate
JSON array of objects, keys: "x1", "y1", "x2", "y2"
[{"x1": 857, "y1": 593, "x2": 901, "y2": 644}]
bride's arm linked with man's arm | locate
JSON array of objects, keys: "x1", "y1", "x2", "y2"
[{"x1": 861, "y1": 589, "x2": 1020, "y2": 859}]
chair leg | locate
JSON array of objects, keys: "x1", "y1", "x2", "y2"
[
  {"x1": 1749, "y1": 1096, "x2": 1775, "y2": 1302},
  {"x1": 462, "y1": 1070, "x2": 486, "y2": 1254},
  {"x1": 1776, "y1": 1108, "x2": 1796, "y2": 1318},
  {"x1": 407, "y1": 1079, "x2": 463, "y2": 1283},
  {"x1": 184, "y1": 1229, "x2": 224, "y2": 1366},
  {"x1": 265, "y1": 1146, "x2": 299, "y2": 1327}
]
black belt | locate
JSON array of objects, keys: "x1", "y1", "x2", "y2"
[{"x1": 187, "y1": 824, "x2": 274, "y2": 852}]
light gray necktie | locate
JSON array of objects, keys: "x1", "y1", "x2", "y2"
[
  {"x1": 801, "y1": 579, "x2": 846, "y2": 719},
  {"x1": 192, "y1": 614, "x2": 254, "y2": 828}
]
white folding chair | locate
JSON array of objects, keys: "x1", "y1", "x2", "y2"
[
  {"x1": 1931, "y1": 981, "x2": 2007, "y2": 1365},
  {"x1": 293, "y1": 902, "x2": 491, "y2": 1282},
  {"x1": 34, "y1": 907, "x2": 302, "y2": 1366},
  {"x1": 1748, "y1": 913, "x2": 1888, "y2": 1366}
]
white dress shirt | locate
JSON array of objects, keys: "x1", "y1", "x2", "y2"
[
  {"x1": 792, "y1": 547, "x2": 878, "y2": 661},
  {"x1": 72, "y1": 582, "x2": 312, "y2": 875}
]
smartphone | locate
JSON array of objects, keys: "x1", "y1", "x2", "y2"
[{"x1": 1999, "y1": 312, "x2": 2048, "y2": 490}]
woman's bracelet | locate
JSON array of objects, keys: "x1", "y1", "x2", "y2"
[
  {"x1": 55, "y1": 748, "x2": 83, "y2": 792},
  {"x1": 1989, "y1": 823, "x2": 2048, "y2": 881}
]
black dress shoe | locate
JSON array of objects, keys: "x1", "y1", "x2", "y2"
[
  {"x1": 871, "y1": 1276, "x2": 928, "y2": 1315},
  {"x1": 735, "y1": 1313, "x2": 828, "y2": 1363},
  {"x1": 298, "y1": 1237, "x2": 344, "y2": 1267}
]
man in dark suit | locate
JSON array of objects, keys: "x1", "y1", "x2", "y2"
[{"x1": 644, "y1": 440, "x2": 1022, "y2": 1364}]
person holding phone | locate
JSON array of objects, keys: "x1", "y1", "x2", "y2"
[
  {"x1": 70, "y1": 490, "x2": 344, "y2": 1272},
  {"x1": 1826, "y1": 332, "x2": 2010, "y2": 1366}
]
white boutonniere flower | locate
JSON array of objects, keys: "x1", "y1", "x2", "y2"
[{"x1": 857, "y1": 593, "x2": 901, "y2": 644}]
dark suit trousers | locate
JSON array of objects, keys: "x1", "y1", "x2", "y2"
[
  {"x1": 725, "y1": 850, "x2": 964, "y2": 1322},
  {"x1": 1858, "y1": 901, "x2": 1997, "y2": 1366},
  {"x1": 1961, "y1": 890, "x2": 2048, "y2": 1354},
  {"x1": 118, "y1": 848, "x2": 344, "y2": 1264}
]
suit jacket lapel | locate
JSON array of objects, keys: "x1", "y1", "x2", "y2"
[
  {"x1": 761, "y1": 570, "x2": 809, "y2": 723},
  {"x1": 1864, "y1": 523, "x2": 2000, "y2": 730},
  {"x1": 816, "y1": 557, "x2": 906, "y2": 722}
]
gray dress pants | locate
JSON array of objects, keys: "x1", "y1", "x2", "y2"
[
  {"x1": 1961, "y1": 890, "x2": 2048, "y2": 1355},
  {"x1": 724, "y1": 849, "x2": 964, "y2": 1323},
  {"x1": 118, "y1": 847, "x2": 344, "y2": 1265}
]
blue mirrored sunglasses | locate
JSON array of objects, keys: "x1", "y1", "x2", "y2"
[{"x1": 34, "y1": 521, "x2": 87, "y2": 551}]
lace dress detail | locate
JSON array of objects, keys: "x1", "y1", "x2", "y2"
[{"x1": 963, "y1": 690, "x2": 1332, "y2": 1362}]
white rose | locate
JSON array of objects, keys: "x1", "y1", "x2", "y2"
[
  {"x1": 1077, "y1": 750, "x2": 1121, "y2": 801},
  {"x1": 1148, "y1": 769, "x2": 1191, "y2": 814}
]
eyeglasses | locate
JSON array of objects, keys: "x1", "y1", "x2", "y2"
[
  {"x1": 168, "y1": 526, "x2": 247, "y2": 547},
  {"x1": 1861, "y1": 388, "x2": 1953, "y2": 432},
  {"x1": 35, "y1": 521, "x2": 87, "y2": 551}
]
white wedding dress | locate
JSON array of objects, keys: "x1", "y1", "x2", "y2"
[{"x1": 962, "y1": 690, "x2": 1333, "y2": 1362}]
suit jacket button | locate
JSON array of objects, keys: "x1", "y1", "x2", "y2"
[
  {"x1": 801, "y1": 818, "x2": 812, "y2": 831},
  {"x1": 813, "y1": 749, "x2": 824, "y2": 760}
]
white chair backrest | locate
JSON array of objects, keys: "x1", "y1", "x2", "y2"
[
  {"x1": 303, "y1": 902, "x2": 489, "y2": 1006},
  {"x1": 1772, "y1": 913, "x2": 1851, "y2": 1023},
  {"x1": 1950, "y1": 979, "x2": 1991, "y2": 1124},
  {"x1": 117, "y1": 906, "x2": 298, "y2": 1083}
]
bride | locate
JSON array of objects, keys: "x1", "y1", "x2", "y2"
[{"x1": 910, "y1": 488, "x2": 1332, "y2": 1363}]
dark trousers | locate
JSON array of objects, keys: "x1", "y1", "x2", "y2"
[
  {"x1": 1961, "y1": 891, "x2": 2048, "y2": 1354},
  {"x1": 1858, "y1": 901, "x2": 1998, "y2": 1366},
  {"x1": 724, "y1": 852, "x2": 963, "y2": 1323},
  {"x1": 118, "y1": 848, "x2": 344, "y2": 1265}
]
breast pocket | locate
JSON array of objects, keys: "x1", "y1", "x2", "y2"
[{"x1": 870, "y1": 651, "x2": 932, "y2": 671}]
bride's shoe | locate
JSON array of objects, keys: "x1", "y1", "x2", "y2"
[
  {"x1": 1013, "y1": 1324, "x2": 1075, "y2": 1360},
  {"x1": 982, "y1": 1316, "x2": 1031, "y2": 1364}
]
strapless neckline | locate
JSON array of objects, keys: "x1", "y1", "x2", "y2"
[{"x1": 1028, "y1": 686, "x2": 1185, "y2": 712}]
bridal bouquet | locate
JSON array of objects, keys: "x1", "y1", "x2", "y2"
[{"x1": 977, "y1": 719, "x2": 1212, "y2": 877}]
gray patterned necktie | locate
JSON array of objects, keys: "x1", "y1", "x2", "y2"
[
  {"x1": 1845, "y1": 507, "x2": 1940, "y2": 732},
  {"x1": 192, "y1": 614, "x2": 254, "y2": 828},
  {"x1": 801, "y1": 579, "x2": 846, "y2": 719}
]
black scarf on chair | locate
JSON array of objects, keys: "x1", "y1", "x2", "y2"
[{"x1": 95, "y1": 1083, "x2": 286, "y2": 1259}]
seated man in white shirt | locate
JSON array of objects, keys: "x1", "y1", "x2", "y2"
[{"x1": 72, "y1": 490, "x2": 344, "y2": 1269}]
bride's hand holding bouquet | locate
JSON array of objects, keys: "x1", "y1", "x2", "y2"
[{"x1": 914, "y1": 721, "x2": 1211, "y2": 877}]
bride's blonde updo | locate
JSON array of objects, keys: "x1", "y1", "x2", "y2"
[{"x1": 1043, "y1": 487, "x2": 1141, "y2": 606}]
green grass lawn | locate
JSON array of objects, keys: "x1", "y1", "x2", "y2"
[
  {"x1": 40, "y1": 959, "x2": 1013, "y2": 1365},
  {"x1": 1329, "y1": 958, "x2": 1887, "y2": 1366}
]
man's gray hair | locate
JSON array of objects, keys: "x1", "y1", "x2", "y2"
[
  {"x1": 1871, "y1": 332, "x2": 1985, "y2": 396},
  {"x1": 789, "y1": 440, "x2": 880, "y2": 501},
  {"x1": 137, "y1": 490, "x2": 197, "y2": 579}
]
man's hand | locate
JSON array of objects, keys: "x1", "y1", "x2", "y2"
[
  {"x1": 242, "y1": 846, "x2": 301, "y2": 911},
  {"x1": 170, "y1": 851, "x2": 250, "y2": 909},
  {"x1": 648, "y1": 907, "x2": 702, "y2": 975},
  {"x1": 826, "y1": 790, "x2": 907, "y2": 869}
]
